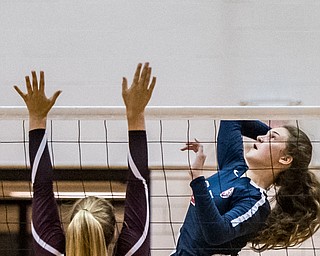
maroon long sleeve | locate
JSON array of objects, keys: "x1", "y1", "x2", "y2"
[
  {"x1": 30, "y1": 129, "x2": 150, "y2": 255},
  {"x1": 30, "y1": 129, "x2": 65, "y2": 255}
]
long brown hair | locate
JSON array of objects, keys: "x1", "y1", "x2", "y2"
[
  {"x1": 66, "y1": 196, "x2": 116, "y2": 256},
  {"x1": 251, "y1": 125, "x2": 320, "y2": 251}
]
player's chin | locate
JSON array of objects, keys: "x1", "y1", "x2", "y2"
[
  {"x1": 244, "y1": 150, "x2": 257, "y2": 164},
  {"x1": 245, "y1": 148, "x2": 255, "y2": 158}
]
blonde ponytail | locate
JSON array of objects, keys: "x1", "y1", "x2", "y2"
[{"x1": 66, "y1": 196, "x2": 116, "y2": 256}]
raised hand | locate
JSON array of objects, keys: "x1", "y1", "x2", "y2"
[
  {"x1": 181, "y1": 139, "x2": 207, "y2": 179},
  {"x1": 122, "y1": 63, "x2": 156, "y2": 130},
  {"x1": 14, "y1": 71, "x2": 62, "y2": 130}
]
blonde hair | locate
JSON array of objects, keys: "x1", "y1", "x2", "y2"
[{"x1": 66, "y1": 196, "x2": 116, "y2": 256}]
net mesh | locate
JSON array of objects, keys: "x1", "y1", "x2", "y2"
[{"x1": 0, "y1": 106, "x2": 319, "y2": 256}]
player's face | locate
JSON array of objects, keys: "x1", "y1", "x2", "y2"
[{"x1": 245, "y1": 127, "x2": 290, "y2": 170}]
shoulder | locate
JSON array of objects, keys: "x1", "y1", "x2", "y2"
[{"x1": 231, "y1": 178, "x2": 269, "y2": 206}]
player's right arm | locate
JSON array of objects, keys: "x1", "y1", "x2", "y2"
[
  {"x1": 217, "y1": 121, "x2": 270, "y2": 170},
  {"x1": 14, "y1": 71, "x2": 65, "y2": 255},
  {"x1": 115, "y1": 63, "x2": 156, "y2": 256}
]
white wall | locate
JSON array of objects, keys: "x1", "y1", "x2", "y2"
[{"x1": 1, "y1": 0, "x2": 320, "y2": 107}]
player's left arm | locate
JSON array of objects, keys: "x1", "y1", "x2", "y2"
[{"x1": 115, "y1": 63, "x2": 155, "y2": 256}]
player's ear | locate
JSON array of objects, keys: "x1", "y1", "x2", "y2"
[{"x1": 279, "y1": 155, "x2": 293, "y2": 166}]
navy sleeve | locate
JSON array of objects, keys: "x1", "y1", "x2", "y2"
[
  {"x1": 191, "y1": 176, "x2": 269, "y2": 246},
  {"x1": 217, "y1": 121, "x2": 270, "y2": 170},
  {"x1": 115, "y1": 131, "x2": 150, "y2": 256},
  {"x1": 239, "y1": 120, "x2": 271, "y2": 140},
  {"x1": 30, "y1": 129, "x2": 65, "y2": 255}
]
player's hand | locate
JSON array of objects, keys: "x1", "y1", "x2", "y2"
[
  {"x1": 181, "y1": 139, "x2": 207, "y2": 179},
  {"x1": 122, "y1": 62, "x2": 156, "y2": 120},
  {"x1": 14, "y1": 71, "x2": 61, "y2": 129},
  {"x1": 122, "y1": 62, "x2": 156, "y2": 130}
]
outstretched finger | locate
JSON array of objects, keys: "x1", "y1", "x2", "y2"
[
  {"x1": 13, "y1": 86, "x2": 26, "y2": 100},
  {"x1": 48, "y1": 90, "x2": 62, "y2": 109},
  {"x1": 180, "y1": 143, "x2": 193, "y2": 151},
  {"x1": 144, "y1": 67, "x2": 151, "y2": 89},
  {"x1": 133, "y1": 63, "x2": 142, "y2": 86},
  {"x1": 181, "y1": 144, "x2": 198, "y2": 152},
  {"x1": 148, "y1": 76, "x2": 156, "y2": 94},
  {"x1": 180, "y1": 146, "x2": 189, "y2": 151},
  {"x1": 25, "y1": 76, "x2": 33, "y2": 95},
  {"x1": 122, "y1": 77, "x2": 128, "y2": 94},
  {"x1": 139, "y1": 62, "x2": 149, "y2": 86},
  {"x1": 31, "y1": 71, "x2": 39, "y2": 92},
  {"x1": 39, "y1": 71, "x2": 45, "y2": 93}
]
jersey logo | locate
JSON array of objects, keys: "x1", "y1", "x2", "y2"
[
  {"x1": 234, "y1": 169, "x2": 239, "y2": 177},
  {"x1": 220, "y1": 187, "x2": 234, "y2": 198}
]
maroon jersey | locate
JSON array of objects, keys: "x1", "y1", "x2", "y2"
[{"x1": 30, "y1": 129, "x2": 150, "y2": 255}]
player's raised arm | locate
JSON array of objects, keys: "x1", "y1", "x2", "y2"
[
  {"x1": 14, "y1": 71, "x2": 65, "y2": 255},
  {"x1": 115, "y1": 62, "x2": 156, "y2": 256}
]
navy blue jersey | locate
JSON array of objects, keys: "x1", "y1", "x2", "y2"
[
  {"x1": 172, "y1": 121, "x2": 271, "y2": 256},
  {"x1": 30, "y1": 129, "x2": 150, "y2": 256}
]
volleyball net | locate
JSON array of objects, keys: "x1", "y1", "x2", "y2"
[{"x1": 0, "y1": 106, "x2": 320, "y2": 256}]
